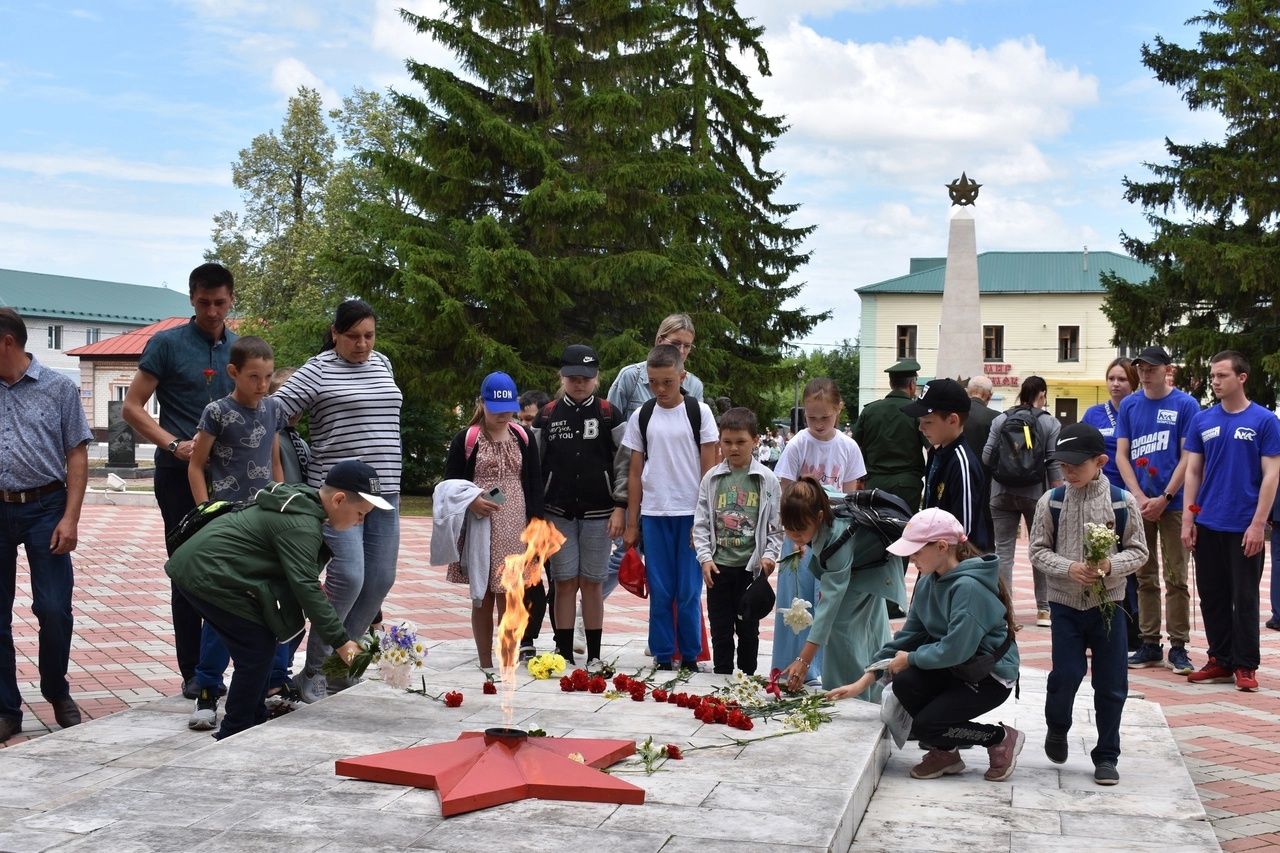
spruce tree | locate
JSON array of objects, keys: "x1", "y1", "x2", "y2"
[
  {"x1": 337, "y1": 1, "x2": 820, "y2": 407},
  {"x1": 1102, "y1": 1, "x2": 1280, "y2": 405}
]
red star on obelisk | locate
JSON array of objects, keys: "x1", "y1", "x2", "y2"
[{"x1": 335, "y1": 729, "x2": 646, "y2": 817}]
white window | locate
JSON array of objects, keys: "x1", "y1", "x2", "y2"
[
  {"x1": 86, "y1": 328, "x2": 101, "y2": 344},
  {"x1": 48, "y1": 325, "x2": 63, "y2": 350}
]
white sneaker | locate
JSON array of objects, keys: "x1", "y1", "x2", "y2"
[
  {"x1": 585, "y1": 658, "x2": 604, "y2": 671},
  {"x1": 188, "y1": 688, "x2": 218, "y2": 731},
  {"x1": 573, "y1": 618, "x2": 587, "y2": 655}
]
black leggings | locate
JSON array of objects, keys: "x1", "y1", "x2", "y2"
[{"x1": 892, "y1": 665, "x2": 1011, "y2": 749}]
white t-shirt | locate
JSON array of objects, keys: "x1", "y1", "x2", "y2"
[
  {"x1": 774, "y1": 429, "x2": 867, "y2": 489},
  {"x1": 621, "y1": 400, "x2": 719, "y2": 516}
]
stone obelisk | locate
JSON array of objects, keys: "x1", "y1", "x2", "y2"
[{"x1": 935, "y1": 173, "x2": 984, "y2": 382}]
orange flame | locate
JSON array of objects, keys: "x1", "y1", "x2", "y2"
[{"x1": 497, "y1": 517, "x2": 565, "y2": 724}]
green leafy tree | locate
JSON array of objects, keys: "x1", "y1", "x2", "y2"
[
  {"x1": 335, "y1": 1, "x2": 822, "y2": 413},
  {"x1": 1102, "y1": 1, "x2": 1280, "y2": 406}
]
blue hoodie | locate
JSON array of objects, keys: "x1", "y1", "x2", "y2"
[{"x1": 877, "y1": 554, "x2": 1019, "y2": 683}]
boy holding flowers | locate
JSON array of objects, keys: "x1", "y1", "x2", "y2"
[{"x1": 1028, "y1": 423, "x2": 1148, "y2": 786}]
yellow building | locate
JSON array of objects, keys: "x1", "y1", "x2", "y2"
[{"x1": 856, "y1": 250, "x2": 1154, "y2": 422}]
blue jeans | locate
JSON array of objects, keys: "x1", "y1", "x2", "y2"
[
  {"x1": 1045, "y1": 601, "x2": 1128, "y2": 766},
  {"x1": 304, "y1": 494, "x2": 400, "y2": 677},
  {"x1": 180, "y1": 590, "x2": 276, "y2": 740},
  {"x1": 641, "y1": 515, "x2": 702, "y2": 663},
  {"x1": 195, "y1": 624, "x2": 293, "y2": 690},
  {"x1": 0, "y1": 489, "x2": 75, "y2": 723}
]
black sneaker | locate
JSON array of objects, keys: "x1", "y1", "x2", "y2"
[
  {"x1": 1044, "y1": 729, "x2": 1068, "y2": 764},
  {"x1": 655, "y1": 661, "x2": 676, "y2": 672},
  {"x1": 1094, "y1": 762, "x2": 1120, "y2": 786},
  {"x1": 181, "y1": 677, "x2": 200, "y2": 700},
  {"x1": 1266, "y1": 617, "x2": 1280, "y2": 631},
  {"x1": 518, "y1": 644, "x2": 536, "y2": 663}
]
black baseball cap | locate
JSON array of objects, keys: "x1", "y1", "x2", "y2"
[
  {"x1": 560, "y1": 344, "x2": 600, "y2": 378},
  {"x1": 1132, "y1": 346, "x2": 1172, "y2": 366},
  {"x1": 325, "y1": 459, "x2": 393, "y2": 510},
  {"x1": 901, "y1": 378, "x2": 970, "y2": 417},
  {"x1": 1050, "y1": 423, "x2": 1107, "y2": 465}
]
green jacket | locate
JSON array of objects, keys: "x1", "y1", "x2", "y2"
[
  {"x1": 164, "y1": 483, "x2": 349, "y2": 647},
  {"x1": 851, "y1": 391, "x2": 927, "y2": 481},
  {"x1": 877, "y1": 554, "x2": 1019, "y2": 682}
]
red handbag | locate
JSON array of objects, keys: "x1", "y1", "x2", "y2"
[{"x1": 618, "y1": 547, "x2": 647, "y2": 599}]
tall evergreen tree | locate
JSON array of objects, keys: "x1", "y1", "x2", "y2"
[
  {"x1": 1102, "y1": 1, "x2": 1280, "y2": 406},
  {"x1": 336, "y1": 1, "x2": 820, "y2": 408}
]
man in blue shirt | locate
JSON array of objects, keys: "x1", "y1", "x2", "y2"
[
  {"x1": 1180, "y1": 351, "x2": 1280, "y2": 693},
  {"x1": 123, "y1": 263, "x2": 237, "y2": 698},
  {"x1": 0, "y1": 309, "x2": 93, "y2": 742},
  {"x1": 1115, "y1": 346, "x2": 1202, "y2": 674}
]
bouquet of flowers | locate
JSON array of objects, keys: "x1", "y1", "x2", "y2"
[
  {"x1": 527, "y1": 652, "x2": 567, "y2": 680},
  {"x1": 322, "y1": 620, "x2": 426, "y2": 689},
  {"x1": 1083, "y1": 522, "x2": 1119, "y2": 633}
]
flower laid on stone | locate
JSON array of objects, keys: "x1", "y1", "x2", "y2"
[
  {"x1": 443, "y1": 690, "x2": 464, "y2": 708},
  {"x1": 527, "y1": 652, "x2": 567, "y2": 680},
  {"x1": 665, "y1": 744, "x2": 683, "y2": 760},
  {"x1": 1083, "y1": 521, "x2": 1120, "y2": 635},
  {"x1": 482, "y1": 681, "x2": 497, "y2": 695},
  {"x1": 779, "y1": 598, "x2": 814, "y2": 634},
  {"x1": 321, "y1": 621, "x2": 425, "y2": 689},
  {"x1": 588, "y1": 675, "x2": 607, "y2": 693}
]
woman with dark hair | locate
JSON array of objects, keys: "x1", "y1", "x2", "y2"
[
  {"x1": 981, "y1": 375, "x2": 1062, "y2": 628},
  {"x1": 273, "y1": 299, "x2": 404, "y2": 703}
]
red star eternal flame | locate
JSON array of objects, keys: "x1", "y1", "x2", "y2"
[{"x1": 335, "y1": 727, "x2": 646, "y2": 817}]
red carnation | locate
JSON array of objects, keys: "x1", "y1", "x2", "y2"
[
  {"x1": 612, "y1": 674, "x2": 631, "y2": 691},
  {"x1": 559, "y1": 676, "x2": 575, "y2": 692},
  {"x1": 675, "y1": 693, "x2": 690, "y2": 707},
  {"x1": 1135, "y1": 456, "x2": 1149, "y2": 467},
  {"x1": 630, "y1": 688, "x2": 646, "y2": 702},
  {"x1": 588, "y1": 676, "x2": 607, "y2": 693},
  {"x1": 665, "y1": 744, "x2": 684, "y2": 760},
  {"x1": 737, "y1": 716, "x2": 754, "y2": 731},
  {"x1": 1146, "y1": 466, "x2": 1158, "y2": 476},
  {"x1": 443, "y1": 691, "x2": 464, "y2": 708},
  {"x1": 652, "y1": 688, "x2": 669, "y2": 703},
  {"x1": 712, "y1": 705, "x2": 729, "y2": 724},
  {"x1": 666, "y1": 692, "x2": 679, "y2": 704},
  {"x1": 482, "y1": 681, "x2": 497, "y2": 695},
  {"x1": 570, "y1": 669, "x2": 590, "y2": 691}
]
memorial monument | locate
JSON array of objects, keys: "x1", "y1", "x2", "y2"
[{"x1": 935, "y1": 173, "x2": 984, "y2": 382}]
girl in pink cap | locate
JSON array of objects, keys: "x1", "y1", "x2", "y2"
[{"x1": 829, "y1": 508, "x2": 1024, "y2": 783}]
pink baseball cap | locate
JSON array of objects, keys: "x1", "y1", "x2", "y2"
[{"x1": 887, "y1": 508, "x2": 968, "y2": 556}]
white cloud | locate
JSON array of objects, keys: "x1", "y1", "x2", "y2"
[
  {"x1": 0, "y1": 202, "x2": 209, "y2": 241},
  {"x1": 371, "y1": 0, "x2": 467, "y2": 81},
  {"x1": 0, "y1": 152, "x2": 228, "y2": 186},
  {"x1": 738, "y1": 0, "x2": 948, "y2": 33},
  {"x1": 68, "y1": 8, "x2": 102, "y2": 21},
  {"x1": 270, "y1": 57, "x2": 340, "y2": 106}
]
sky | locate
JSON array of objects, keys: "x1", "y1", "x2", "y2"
[{"x1": 0, "y1": 0, "x2": 1218, "y2": 348}]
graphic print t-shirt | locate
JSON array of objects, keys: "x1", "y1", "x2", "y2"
[
  {"x1": 197, "y1": 395, "x2": 279, "y2": 501},
  {"x1": 1184, "y1": 402, "x2": 1280, "y2": 532},
  {"x1": 713, "y1": 467, "x2": 760, "y2": 567},
  {"x1": 1116, "y1": 388, "x2": 1201, "y2": 509},
  {"x1": 773, "y1": 430, "x2": 867, "y2": 488}
]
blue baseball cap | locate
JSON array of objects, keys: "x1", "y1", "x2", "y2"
[{"x1": 480, "y1": 372, "x2": 520, "y2": 413}]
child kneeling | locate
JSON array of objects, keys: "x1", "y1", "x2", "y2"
[
  {"x1": 1029, "y1": 422, "x2": 1147, "y2": 786},
  {"x1": 830, "y1": 508, "x2": 1023, "y2": 782}
]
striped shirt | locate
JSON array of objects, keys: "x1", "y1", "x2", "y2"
[{"x1": 272, "y1": 350, "x2": 404, "y2": 492}]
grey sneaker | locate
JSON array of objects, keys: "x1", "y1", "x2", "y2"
[
  {"x1": 295, "y1": 669, "x2": 328, "y2": 704},
  {"x1": 188, "y1": 688, "x2": 218, "y2": 731}
]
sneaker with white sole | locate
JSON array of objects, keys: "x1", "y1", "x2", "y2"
[
  {"x1": 294, "y1": 669, "x2": 328, "y2": 704},
  {"x1": 1035, "y1": 609, "x2": 1051, "y2": 627},
  {"x1": 188, "y1": 688, "x2": 218, "y2": 731},
  {"x1": 984, "y1": 723, "x2": 1024, "y2": 782},
  {"x1": 910, "y1": 748, "x2": 964, "y2": 779}
]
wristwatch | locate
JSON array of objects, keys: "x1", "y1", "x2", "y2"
[
  {"x1": 167, "y1": 439, "x2": 181, "y2": 454},
  {"x1": 1163, "y1": 492, "x2": 1174, "y2": 502}
]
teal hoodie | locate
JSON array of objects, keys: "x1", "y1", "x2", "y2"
[
  {"x1": 877, "y1": 554, "x2": 1019, "y2": 682},
  {"x1": 165, "y1": 483, "x2": 349, "y2": 648}
]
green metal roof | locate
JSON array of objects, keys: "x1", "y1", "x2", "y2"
[
  {"x1": 857, "y1": 250, "x2": 1154, "y2": 295},
  {"x1": 0, "y1": 268, "x2": 191, "y2": 324}
]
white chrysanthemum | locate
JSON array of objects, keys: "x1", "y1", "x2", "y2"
[{"x1": 780, "y1": 598, "x2": 814, "y2": 634}]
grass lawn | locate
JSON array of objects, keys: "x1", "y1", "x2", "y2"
[{"x1": 399, "y1": 494, "x2": 433, "y2": 517}]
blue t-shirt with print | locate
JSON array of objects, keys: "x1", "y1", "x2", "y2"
[
  {"x1": 196, "y1": 395, "x2": 279, "y2": 502},
  {"x1": 1081, "y1": 400, "x2": 1125, "y2": 489},
  {"x1": 1116, "y1": 388, "x2": 1201, "y2": 509},
  {"x1": 1184, "y1": 402, "x2": 1280, "y2": 532}
]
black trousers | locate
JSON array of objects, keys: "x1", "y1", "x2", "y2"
[
  {"x1": 520, "y1": 579, "x2": 554, "y2": 645},
  {"x1": 706, "y1": 564, "x2": 759, "y2": 675},
  {"x1": 180, "y1": 590, "x2": 278, "y2": 740},
  {"x1": 1194, "y1": 525, "x2": 1265, "y2": 669},
  {"x1": 155, "y1": 465, "x2": 202, "y2": 683},
  {"x1": 892, "y1": 665, "x2": 1011, "y2": 749}
]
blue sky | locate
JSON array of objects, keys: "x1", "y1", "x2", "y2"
[{"x1": 0, "y1": 1, "x2": 1212, "y2": 347}]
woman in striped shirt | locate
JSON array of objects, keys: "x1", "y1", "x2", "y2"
[{"x1": 273, "y1": 299, "x2": 404, "y2": 704}]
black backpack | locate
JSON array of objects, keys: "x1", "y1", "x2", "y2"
[
  {"x1": 991, "y1": 406, "x2": 1049, "y2": 487},
  {"x1": 818, "y1": 489, "x2": 913, "y2": 572},
  {"x1": 166, "y1": 498, "x2": 249, "y2": 554},
  {"x1": 636, "y1": 393, "x2": 702, "y2": 460}
]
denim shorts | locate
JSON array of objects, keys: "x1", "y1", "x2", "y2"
[{"x1": 547, "y1": 516, "x2": 612, "y2": 583}]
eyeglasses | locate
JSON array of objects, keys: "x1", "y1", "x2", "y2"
[{"x1": 660, "y1": 337, "x2": 695, "y2": 353}]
